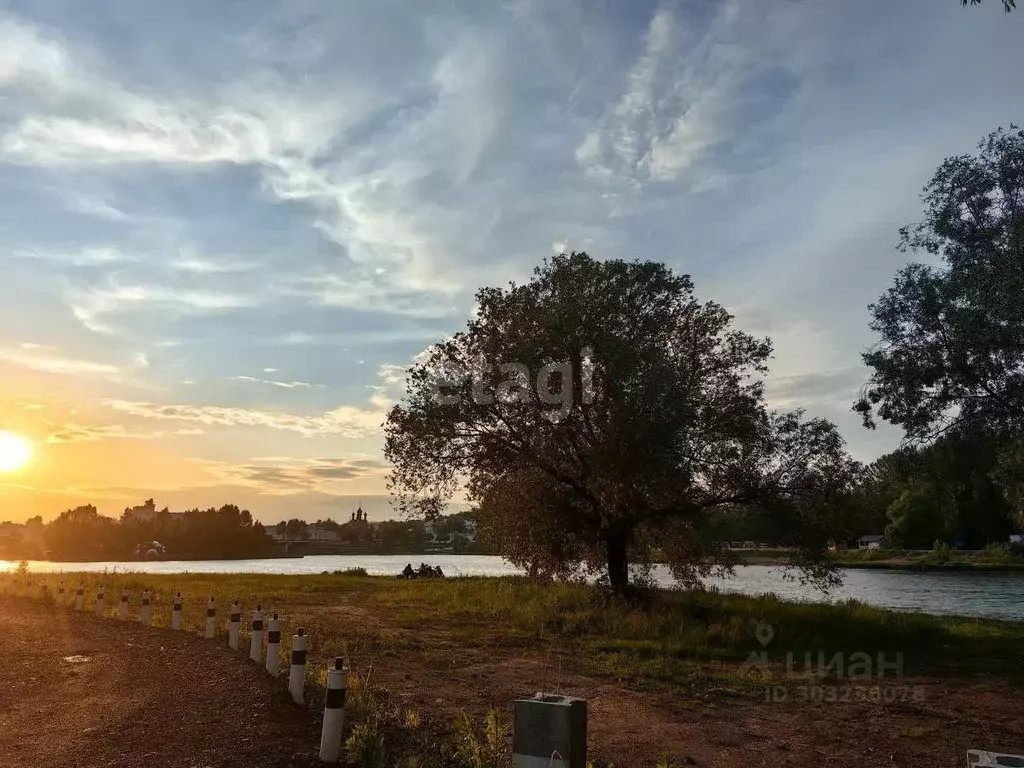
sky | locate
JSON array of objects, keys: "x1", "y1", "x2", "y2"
[{"x1": 0, "y1": 0, "x2": 1019, "y2": 524}]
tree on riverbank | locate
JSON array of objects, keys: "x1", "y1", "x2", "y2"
[
  {"x1": 385, "y1": 253, "x2": 859, "y2": 593},
  {"x1": 856, "y1": 126, "x2": 1024, "y2": 531}
]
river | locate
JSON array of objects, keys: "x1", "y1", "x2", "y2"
[{"x1": 5, "y1": 554, "x2": 1023, "y2": 621}]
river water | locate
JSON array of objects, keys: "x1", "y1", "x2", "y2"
[{"x1": 6, "y1": 554, "x2": 1023, "y2": 621}]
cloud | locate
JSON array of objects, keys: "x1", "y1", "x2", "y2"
[
  {"x1": 765, "y1": 368, "x2": 867, "y2": 410},
  {"x1": 0, "y1": 346, "x2": 121, "y2": 379},
  {"x1": 63, "y1": 281, "x2": 258, "y2": 334},
  {"x1": 103, "y1": 398, "x2": 387, "y2": 437},
  {"x1": 46, "y1": 423, "x2": 161, "y2": 444},
  {"x1": 574, "y1": 3, "x2": 736, "y2": 185},
  {"x1": 231, "y1": 375, "x2": 319, "y2": 389},
  {"x1": 168, "y1": 251, "x2": 255, "y2": 275},
  {"x1": 194, "y1": 455, "x2": 386, "y2": 494}
]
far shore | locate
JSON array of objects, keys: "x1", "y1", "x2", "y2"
[{"x1": 734, "y1": 548, "x2": 1024, "y2": 571}]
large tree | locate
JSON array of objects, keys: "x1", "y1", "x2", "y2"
[
  {"x1": 385, "y1": 253, "x2": 857, "y2": 592},
  {"x1": 856, "y1": 126, "x2": 1024, "y2": 440}
]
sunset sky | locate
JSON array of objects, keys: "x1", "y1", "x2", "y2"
[{"x1": 0, "y1": 0, "x2": 1019, "y2": 524}]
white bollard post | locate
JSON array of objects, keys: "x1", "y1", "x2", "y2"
[
  {"x1": 171, "y1": 592, "x2": 183, "y2": 630},
  {"x1": 249, "y1": 605, "x2": 264, "y2": 663},
  {"x1": 319, "y1": 657, "x2": 348, "y2": 763},
  {"x1": 58, "y1": 581, "x2": 66, "y2": 602},
  {"x1": 289, "y1": 628, "x2": 307, "y2": 705},
  {"x1": 75, "y1": 584, "x2": 84, "y2": 611},
  {"x1": 265, "y1": 613, "x2": 281, "y2": 675},
  {"x1": 229, "y1": 600, "x2": 241, "y2": 650},
  {"x1": 513, "y1": 694, "x2": 588, "y2": 768},
  {"x1": 205, "y1": 597, "x2": 216, "y2": 639},
  {"x1": 118, "y1": 588, "x2": 129, "y2": 620},
  {"x1": 95, "y1": 585, "x2": 105, "y2": 617},
  {"x1": 140, "y1": 590, "x2": 150, "y2": 625}
]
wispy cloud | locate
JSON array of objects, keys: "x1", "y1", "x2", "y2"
[
  {"x1": 63, "y1": 281, "x2": 258, "y2": 334},
  {"x1": 103, "y1": 397, "x2": 388, "y2": 438},
  {"x1": 232, "y1": 374, "x2": 320, "y2": 389},
  {"x1": 194, "y1": 455, "x2": 386, "y2": 494},
  {"x1": 0, "y1": 345, "x2": 121, "y2": 379},
  {"x1": 575, "y1": 1, "x2": 747, "y2": 185},
  {"x1": 46, "y1": 422, "x2": 161, "y2": 444}
]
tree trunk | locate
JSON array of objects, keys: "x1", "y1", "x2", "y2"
[{"x1": 605, "y1": 530, "x2": 629, "y2": 593}]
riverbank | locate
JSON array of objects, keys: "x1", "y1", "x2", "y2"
[{"x1": 5, "y1": 572, "x2": 1023, "y2": 766}]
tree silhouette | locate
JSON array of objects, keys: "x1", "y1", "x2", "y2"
[{"x1": 386, "y1": 253, "x2": 858, "y2": 592}]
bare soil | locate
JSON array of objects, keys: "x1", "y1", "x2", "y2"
[{"x1": 0, "y1": 597, "x2": 318, "y2": 768}]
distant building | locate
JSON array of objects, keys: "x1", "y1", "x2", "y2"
[
  {"x1": 307, "y1": 524, "x2": 339, "y2": 542},
  {"x1": 267, "y1": 527, "x2": 288, "y2": 542},
  {"x1": 857, "y1": 534, "x2": 886, "y2": 550}
]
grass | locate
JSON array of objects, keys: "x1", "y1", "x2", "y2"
[
  {"x1": 3, "y1": 570, "x2": 1022, "y2": 681},
  {"x1": 3, "y1": 569, "x2": 1023, "y2": 765}
]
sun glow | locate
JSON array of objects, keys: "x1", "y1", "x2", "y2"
[{"x1": 0, "y1": 431, "x2": 32, "y2": 472}]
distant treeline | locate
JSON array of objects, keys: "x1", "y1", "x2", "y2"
[
  {"x1": 273, "y1": 512, "x2": 480, "y2": 553},
  {"x1": 705, "y1": 430, "x2": 1020, "y2": 551},
  {"x1": 0, "y1": 504, "x2": 483, "y2": 561},
  {"x1": 0, "y1": 499, "x2": 276, "y2": 561}
]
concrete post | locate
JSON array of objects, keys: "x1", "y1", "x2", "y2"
[
  {"x1": 289, "y1": 628, "x2": 307, "y2": 705},
  {"x1": 229, "y1": 601, "x2": 241, "y2": 650},
  {"x1": 118, "y1": 588, "x2": 129, "y2": 620},
  {"x1": 75, "y1": 584, "x2": 84, "y2": 611},
  {"x1": 249, "y1": 605, "x2": 264, "y2": 663},
  {"x1": 171, "y1": 592, "x2": 183, "y2": 630},
  {"x1": 265, "y1": 613, "x2": 281, "y2": 675},
  {"x1": 95, "y1": 585, "x2": 105, "y2": 617},
  {"x1": 513, "y1": 694, "x2": 587, "y2": 768},
  {"x1": 58, "y1": 581, "x2": 66, "y2": 602},
  {"x1": 205, "y1": 597, "x2": 216, "y2": 639},
  {"x1": 140, "y1": 590, "x2": 150, "y2": 625},
  {"x1": 318, "y1": 657, "x2": 348, "y2": 763}
]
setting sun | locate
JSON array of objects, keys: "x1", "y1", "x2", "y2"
[{"x1": 0, "y1": 431, "x2": 32, "y2": 472}]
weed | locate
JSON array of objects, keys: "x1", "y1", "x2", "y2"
[{"x1": 452, "y1": 710, "x2": 511, "y2": 768}]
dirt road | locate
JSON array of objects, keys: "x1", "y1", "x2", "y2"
[{"x1": 0, "y1": 598, "x2": 317, "y2": 768}]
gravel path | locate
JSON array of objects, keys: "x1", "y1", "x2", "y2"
[{"x1": 0, "y1": 597, "x2": 318, "y2": 768}]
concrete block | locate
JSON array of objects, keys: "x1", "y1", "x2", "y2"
[
  {"x1": 969, "y1": 750, "x2": 1024, "y2": 767},
  {"x1": 513, "y1": 693, "x2": 586, "y2": 768}
]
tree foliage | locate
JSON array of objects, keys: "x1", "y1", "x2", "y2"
[
  {"x1": 385, "y1": 253, "x2": 858, "y2": 591},
  {"x1": 963, "y1": 0, "x2": 1016, "y2": 10},
  {"x1": 40, "y1": 501, "x2": 275, "y2": 560},
  {"x1": 848, "y1": 431, "x2": 1016, "y2": 548},
  {"x1": 856, "y1": 126, "x2": 1024, "y2": 538},
  {"x1": 857, "y1": 127, "x2": 1024, "y2": 440}
]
